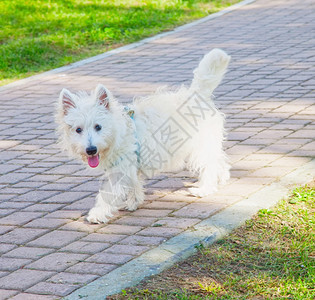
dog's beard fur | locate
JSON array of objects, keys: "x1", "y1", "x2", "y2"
[{"x1": 55, "y1": 48, "x2": 231, "y2": 223}]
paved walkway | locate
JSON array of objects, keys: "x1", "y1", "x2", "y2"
[{"x1": 0, "y1": 0, "x2": 314, "y2": 299}]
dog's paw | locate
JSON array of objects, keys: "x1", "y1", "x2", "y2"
[
  {"x1": 218, "y1": 172, "x2": 230, "y2": 185},
  {"x1": 86, "y1": 208, "x2": 110, "y2": 224},
  {"x1": 125, "y1": 203, "x2": 138, "y2": 211},
  {"x1": 124, "y1": 197, "x2": 141, "y2": 211},
  {"x1": 189, "y1": 187, "x2": 217, "y2": 198}
]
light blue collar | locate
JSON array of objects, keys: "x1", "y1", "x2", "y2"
[{"x1": 124, "y1": 106, "x2": 141, "y2": 165}]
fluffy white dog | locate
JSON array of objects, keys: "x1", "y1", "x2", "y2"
[{"x1": 56, "y1": 48, "x2": 231, "y2": 224}]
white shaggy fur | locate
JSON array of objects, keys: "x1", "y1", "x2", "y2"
[{"x1": 55, "y1": 49, "x2": 231, "y2": 224}]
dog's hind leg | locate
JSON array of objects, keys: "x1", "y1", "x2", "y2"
[
  {"x1": 188, "y1": 126, "x2": 230, "y2": 197},
  {"x1": 189, "y1": 155, "x2": 230, "y2": 197}
]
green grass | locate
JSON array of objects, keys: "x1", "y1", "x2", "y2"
[
  {"x1": 109, "y1": 184, "x2": 315, "y2": 299},
  {"x1": 0, "y1": 0, "x2": 239, "y2": 86}
]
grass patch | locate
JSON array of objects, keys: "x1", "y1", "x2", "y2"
[
  {"x1": 0, "y1": 0, "x2": 240, "y2": 86},
  {"x1": 109, "y1": 183, "x2": 315, "y2": 299}
]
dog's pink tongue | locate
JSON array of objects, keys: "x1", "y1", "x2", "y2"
[{"x1": 88, "y1": 155, "x2": 99, "y2": 168}]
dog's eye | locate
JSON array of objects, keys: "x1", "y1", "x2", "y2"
[
  {"x1": 76, "y1": 127, "x2": 82, "y2": 134},
  {"x1": 95, "y1": 124, "x2": 102, "y2": 131}
]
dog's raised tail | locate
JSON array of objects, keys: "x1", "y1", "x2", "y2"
[{"x1": 190, "y1": 48, "x2": 231, "y2": 98}]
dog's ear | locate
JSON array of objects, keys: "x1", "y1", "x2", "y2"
[
  {"x1": 59, "y1": 88, "x2": 76, "y2": 115},
  {"x1": 95, "y1": 84, "x2": 109, "y2": 109}
]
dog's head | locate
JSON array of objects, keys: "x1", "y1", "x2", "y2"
[{"x1": 55, "y1": 84, "x2": 117, "y2": 168}]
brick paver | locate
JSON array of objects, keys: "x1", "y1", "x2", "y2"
[{"x1": 0, "y1": 0, "x2": 314, "y2": 298}]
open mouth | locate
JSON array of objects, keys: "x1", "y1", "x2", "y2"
[{"x1": 87, "y1": 154, "x2": 100, "y2": 168}]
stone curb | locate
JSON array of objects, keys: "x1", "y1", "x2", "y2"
[
  {"x1": 64, "y1": 160, "x2": 314, "y2": 299},
  {"x1": 0, "y1": 0, "x2": 256, "y2": 93}
]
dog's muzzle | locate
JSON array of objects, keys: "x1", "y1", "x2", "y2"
[{"x1": 86, "y1": 146, "x2": 100, "y2": 168}]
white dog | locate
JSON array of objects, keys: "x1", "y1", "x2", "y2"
[{"x1": 56, "y1": 48, "x2": 231, "y2": 223}]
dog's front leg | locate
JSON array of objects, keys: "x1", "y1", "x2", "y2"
[
  {"x1": 86, "y1": 192, "x2": 114, "y2": 224},
  {"x1": 124, "y1": 173, "x2": 144, "y2": 211},
  {"x1": 86, "y1": 172, "x2": 129, "y2": 224}
]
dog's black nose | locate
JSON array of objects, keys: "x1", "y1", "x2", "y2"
[{"x1": 86, "y1": 146, "x2": 97, "y2": 156}]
